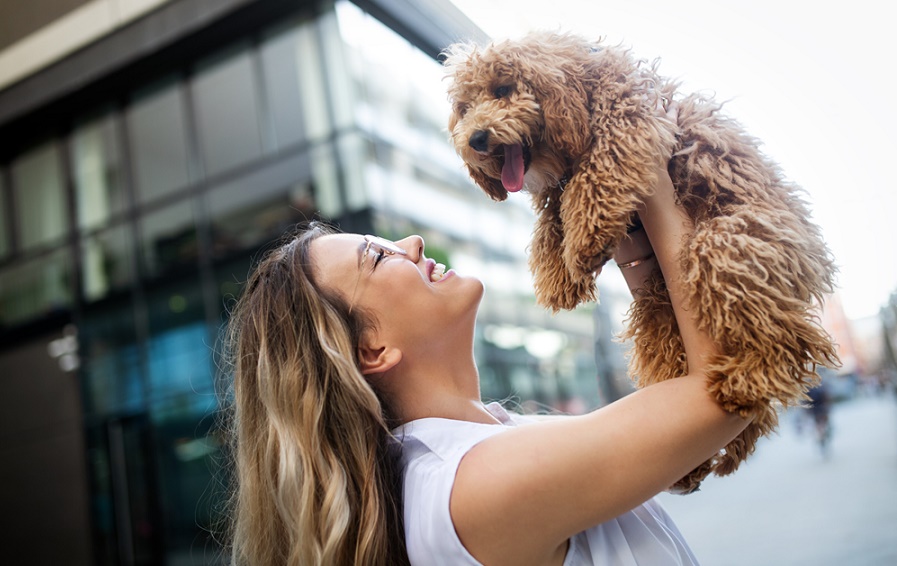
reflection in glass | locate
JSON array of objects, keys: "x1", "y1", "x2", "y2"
[
  {"x1": 139, "y1": 200, "x2": 197, "y2": 278},
  {"x1": 82, "y1": 224, "x2": 133, "y2": 301},
  {"x1": 80, "y1": 305, "x2": 143, "y2": 416},
  {"x1": 142, "y1": 280, "x2": 222, "y2": 561},
  {"x1": 72, "y1": 111, "x2": 127, "y2": 230},
  {"x1": 259, "y1": 21, "x2": 310, "y2": 149},
  {"x1": 207, "y1": 180, "x2": 315, "y2": 257},
  {"x1": 144, "y1": 279, "x2": 208, "y2": 404},
  {"x1": 309, "y1": 141, "x2": 341, "y2": 217},
  {"x1": 192, "y1": 44, "x2": 264, "y2": 176},
  {"x1": 0, "y1": 248, "x2": 72, "y2": 326},
  {"x1": 147, "y1": 322, "x2": 214, "y2": 402},
  {"x1": 84, "y1": 416, "x2": 163, "y2": 566},
  {"x1": 338, "y1": 132, "x2": 368, "y2": 211},
  {"x1": 293, "y1": 20, "x2": 331, "y2": 141},
  {"x1": 318, "y1": 11, "x2": 355, "y2": 132},
  {"x1": 127, "y1": 79, "x2": 191, "y2": 204},
  {"x1": 11, "y1": 141, "x2": 68, "y2": 249},
  {"x1": 150, "y1": 396, "x2": 224, "y2": 563}
]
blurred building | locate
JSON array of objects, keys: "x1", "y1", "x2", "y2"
[
  {"x1": 881, "y1": 291, "x2": 897, "y2": 378},
  {"x1": 0, "y1": 0, "x2": 620, "y2": 564}
]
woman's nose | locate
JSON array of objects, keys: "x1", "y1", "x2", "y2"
[{"x1": 396, "y1": 235, "x2": 424, "y2": 262}]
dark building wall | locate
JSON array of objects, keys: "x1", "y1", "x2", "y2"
[{"x1": 0, "y1": 328, "x2": 93, "y2": 566}]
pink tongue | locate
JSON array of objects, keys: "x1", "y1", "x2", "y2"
[{"x1": 501, "y1": 144, "x2": 525, "y2": 192}]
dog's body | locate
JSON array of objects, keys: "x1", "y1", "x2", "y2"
[{"x1": 445, "y1": 32, "x2": 838, "y2": 493}]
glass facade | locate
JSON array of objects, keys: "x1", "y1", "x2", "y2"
[
  {"x1": 12, "y1": 140, "x2": 68, "y2": 249},
  {"x1": 0, "y1": 6, "x2": 350, "y2": 563},
  {"x1": 192, "y1": 43, "x2": 265, "y2": 176},
  {"x1": 127, "y1": 78, "x2": 194, "y2": 204},
  {"x1": 0, "y1": 1, "x2": 625, "y2": 564}
]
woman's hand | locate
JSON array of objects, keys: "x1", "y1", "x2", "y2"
[
  {"x1": 614, "y1": 99, "x2": 680, "y2": 293},
  {"x1": 613, "y1": 160, "x2": 677, "y2": 296}
]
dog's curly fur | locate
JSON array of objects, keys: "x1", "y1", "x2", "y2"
[{"x1": 444, "y1": 31, "x2": 839, "y2": 493}]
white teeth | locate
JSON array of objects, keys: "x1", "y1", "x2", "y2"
[{"x1": 430, "y1": 263, "x2": 446, "y2": 282}]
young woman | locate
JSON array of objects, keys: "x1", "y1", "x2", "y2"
[{"x1": 225, "y1": 159, "x2": 750, "y2": 565}]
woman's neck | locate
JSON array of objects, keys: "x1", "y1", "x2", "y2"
[{"x1": 386, "y1": 347, "x2": 500, "y2": 425}]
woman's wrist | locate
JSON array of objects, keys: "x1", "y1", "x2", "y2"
[
  {"x1": 614, "y1": 217, "x2": 653, "y2": 265},
  {"x1": 615, "y1": 220, "x2": 658, "y2": 296}
]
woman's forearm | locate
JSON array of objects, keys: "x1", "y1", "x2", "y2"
[{"x1": 638, "y1": 168, "x2": 717, "y2": 375}]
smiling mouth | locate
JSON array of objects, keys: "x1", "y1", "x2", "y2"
[
  {"x1": 427, "y1": 258, "x2": 448, "y2": 282},
  {"x1": 430, "y1": 263, "x2": 447, "y2": 282},
  {"x1": 497, "y1": 143, "x2": 531, "y2": 193}
]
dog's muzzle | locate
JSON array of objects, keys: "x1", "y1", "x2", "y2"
[{"x1": 469, "y1": 130, "x2": 490, "y2": 153}]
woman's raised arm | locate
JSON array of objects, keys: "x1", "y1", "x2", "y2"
[{"x1": 449, "y1": 164, "x2": 751, "y2": 566}]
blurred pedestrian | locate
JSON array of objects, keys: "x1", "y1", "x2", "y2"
[{"x1": 807, "y1": 377, "x2": 833, "y2": 456}]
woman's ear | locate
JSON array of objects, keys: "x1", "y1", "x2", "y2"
[{"x1": 357, "y1": 341, "x2": 403, "y2": 376}]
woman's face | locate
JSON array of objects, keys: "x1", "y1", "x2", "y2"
[{"x1": 310, "y1": 233, "x2": 484, "y2": 346}]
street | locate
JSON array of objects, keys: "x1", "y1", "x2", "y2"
[{"x1": 657, "y1": 392, "x2": 897, "y2": 566}]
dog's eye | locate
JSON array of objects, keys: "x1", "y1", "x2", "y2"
[{"x1": 493, "y1": 85, "x2": 512, "y2": 99}]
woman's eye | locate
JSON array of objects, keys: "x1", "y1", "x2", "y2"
[
  {"x1": 372, "y1": 250, "x2": 386, "y2": 268},
  {"x1": 494, "y1": 85, "x2": 512, "y2": 98}
]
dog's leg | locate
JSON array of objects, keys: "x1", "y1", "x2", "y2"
[
  {"x1": 530, "y1": 192, "x2": 597, "y2": 311},
  {"x1": 620, "y1": 269, "x2": 686, "y2": 388},
  {"x1": 684, "y1": 213, "x2": 836, "y2": 414},
  {"x1": 558, "y1": 158, "x2": 652, "y2": 281},
  {"x1": 679, "y1": 213, "x2": 838, "y2": 479}
]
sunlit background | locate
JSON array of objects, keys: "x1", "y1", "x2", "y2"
[{"x1": 0, "y1": 0, "x2": 894, "y2": 564}]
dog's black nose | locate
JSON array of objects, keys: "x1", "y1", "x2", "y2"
[{"x1": 469, "y1": 130, "x2": 490, "y2": 153}]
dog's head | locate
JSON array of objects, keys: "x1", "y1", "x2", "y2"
[{"x1": 443, "y1": 32, "x2": 599, "y2": 201}]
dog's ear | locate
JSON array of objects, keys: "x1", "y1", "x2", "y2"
[
  {"x1": 467, "y1": 165, "x2": 508, "y2": 201},
  {"x1": 521, "y1": 48, "x2": 593, "y2": 159}
]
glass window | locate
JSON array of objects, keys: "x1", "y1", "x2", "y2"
[
  {"x1": 84, "y1": 416, "x2": 163, "y2": 565},
  {"x1": 192, "y1": 44, "x2": 264, "y2": 176},
  {"x1": 0, "y1": 249, "x2": 72, "y2": 327},
  {"x1": 80, "y1": 304, "x2": 143, "y2": 416},
  {"x1": 147, "y1": 322, "x2": 214, "y2": 403},
  {"x1": 127, "y1": 79, "x2": 192, "y2": 204},
  {"x1": 309, "y1": 141, "x2": 342, "y2": 218},
  {"x1": 149, "y1": 396, "x2": 223, "y2": 564},
  {"x1": 144, "y1": 308, "x2": 222, "y2": 562},
  {"x1": 11, "y1": 141, "x2": 68, "y2": 249},
  {"x1": 318, "y1": 11, "x2": 355, "y2": 132},
  {"x1": 82, "y1": 224, "x2": 134, "y2": 301},
  {"x1": 71, "y1": 111, "x2": 127, "y2": 230},
  {"x1": 338, "y1": 132, "x2": 368, "y2": 211},
  {"x1": 139, "y1": 199, "x2": 198, "y2": 278},
  {"x1": 0, "y1": 173, "x2": 9, "y2": 258},
  {"x1": 206, "y1": 151, "x2": 315, "y2": 257},
  {"x1": 259, "y1": 22, "x2": 310, "y2": 150},
  {"x1": 294, "y1": 21, "x2": 331, "y2": 141}
]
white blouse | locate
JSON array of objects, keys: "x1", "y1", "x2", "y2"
[{"x1": 393, "y1": 402, "x2": 700, "y2": 565}]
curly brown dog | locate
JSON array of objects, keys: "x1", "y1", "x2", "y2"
[{"x1": 444, "y1": 31, "x2": 839, "y2": 493}]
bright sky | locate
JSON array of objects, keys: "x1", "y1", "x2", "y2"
[{"x1": 448, "y1": 0, "x2": 897, "y2": 321}]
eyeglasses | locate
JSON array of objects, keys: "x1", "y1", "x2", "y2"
[{"x1": 349, "y1": 235, "x2": 407, "y2": 312}]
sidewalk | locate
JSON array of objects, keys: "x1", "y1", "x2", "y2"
[{"x1": 657, "y1": 392, "x2": 897, "y2": 566}]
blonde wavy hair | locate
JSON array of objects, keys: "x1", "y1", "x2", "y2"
[{"x1": 224, "y1": 223, "x2": 409, "y2": 565}]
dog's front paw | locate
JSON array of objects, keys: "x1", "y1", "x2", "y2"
[
  {"x1": 531, "y1": 255, "x2": 597, "y2": 311},
  {"x1": 562, "y1": 239, "x2": 614, "y2": 278}
]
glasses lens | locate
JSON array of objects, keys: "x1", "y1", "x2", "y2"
[{"x1": 364, "y1": 235, "x2": 407, "y2": 256}]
